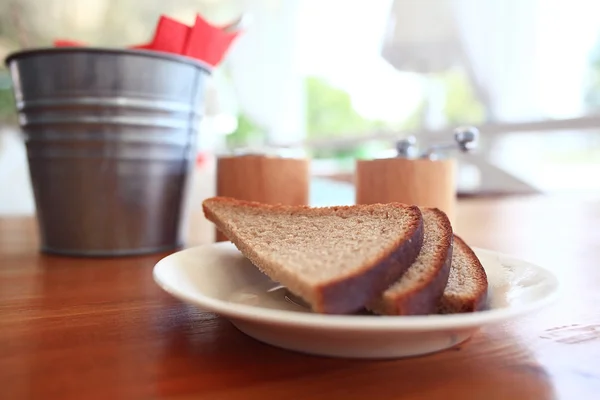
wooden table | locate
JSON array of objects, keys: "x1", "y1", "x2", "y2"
[{"x1": 1, "y1": 195, "x2": 599, "y2": 399}]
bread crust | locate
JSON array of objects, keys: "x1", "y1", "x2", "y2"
[
  {"x1": 368, "y1": 208, "x2": 454, "y2": 315},
  {"x1": 202, "y1": 196, "x2": 424, "y2": 314},
  {"x1": 318, "y1": 216, "x2": 423, "y2": 313},
  {"x1": 438, "y1": 235, "x2": 488, "y2": 313}
]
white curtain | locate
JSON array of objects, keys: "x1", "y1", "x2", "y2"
[
  {"x1": 225, "y1": 0, "x2": 306, "y2": 146},
  {"x1": 0, "y1": 127, "x2": 35, "y2": 215},
  {"x1": 451, "y1": 0, "x2": 600, "y2": 122},
  {"x1": 451, "y1": 0, "x2": 539, "y2": 121},
  {"x1": 451, "y1": 0, "x2": 600, "y2": 189}
]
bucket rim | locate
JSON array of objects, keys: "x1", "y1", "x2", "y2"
[{"x1": 4, "y1": 47, "x2": 213, "y2": 74}]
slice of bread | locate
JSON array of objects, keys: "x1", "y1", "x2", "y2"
[
  {"x1": 438, "y1": 235, "x2": 488, "y2": 313},
  {"x1": 202, "y1": 197, "x2": 424, "y2": 314},
  {"x1": 368, "y1": 208, "x2": 453, "y2": 315}
]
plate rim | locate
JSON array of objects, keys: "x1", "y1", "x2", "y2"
[{"x1": 153, "y1": 242, "x2": 560, "y2": 332}]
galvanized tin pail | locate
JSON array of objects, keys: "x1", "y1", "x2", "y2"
[{"x1": 5, "y1": 47, "x2": 211, "y2": 256}]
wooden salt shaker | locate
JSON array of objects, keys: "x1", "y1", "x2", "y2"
[
  {"x1": 355, "y1": 127, "x2": 480, "y2": 224},
  {"x1": 215, "y1": 154, "x2": 310, "y2": 242},
  {"x1": 355, "y1": 157, "x2": 457, "y2": 224}
]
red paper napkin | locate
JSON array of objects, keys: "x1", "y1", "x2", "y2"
[
  {"x1": 182, "y1": 15, "x2": 240, "y2": 67},
  {"x1": 54, "y1": 13, "x2": 242, "y2": 68},
  {"x1": 130, "y1": 16, "x2": 190, "y2": 54},
  {"x1": 53, "y1": 40, "x2": 85, "y2": 47}
]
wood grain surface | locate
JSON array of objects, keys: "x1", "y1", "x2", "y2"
[
  {"x1": 1, "y1": 195, "x2": 599, "y2": 399},
  {"x1": 215, "y1": 155, "x2": 310, "y2": 242},
  {"x1": 356, "y1": 158, "x2": 457, "y2": 223}
]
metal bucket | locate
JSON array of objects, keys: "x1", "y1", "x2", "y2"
[{"x1": 5, "y1": 47, "x2": 211, "y2": 256}]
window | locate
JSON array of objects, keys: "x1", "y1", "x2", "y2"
[{"x1": 1, "y1": 0, "x2": 600, "y2": 196}]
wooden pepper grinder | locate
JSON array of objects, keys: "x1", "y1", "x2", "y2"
[
  {"x1": 215, "y1": 152, "x2": 310, "y2": 242},
  {"x1": 355, "y1": 127, "x2": 479, "y2": 225}
]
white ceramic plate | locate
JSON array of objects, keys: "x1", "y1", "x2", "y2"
[{"x1": 153, "y1": 242, "x2": 559, "y2": 359}]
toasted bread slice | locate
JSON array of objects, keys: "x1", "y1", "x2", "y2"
[
  {"x1": 438, "y1": 235, "x2": 488, "y2": 313},
  {"x1": 368, "y1": 208, "x2": 453, "y2": 315},
  {"x1": 202, "y1": 197, "x2": 424, "y2": 314}
]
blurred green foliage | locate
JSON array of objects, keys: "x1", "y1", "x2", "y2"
[
  {"x1": 306, "y1": 76, "x2": 388, "y2": 140},
  {"x1": 225, "y1": 112, "x2": 267, "y2": 149},
  {"x1": 438, "y1": 69, "x2": 486, "y2": 125},
  {"x1": 305, "y1": 76, "x2": 409, "y2": 159},
  {"x1": 0, "y1": 70, "x2": 16, "y2": 124},
  {"x1": 304, "y1": 71, "x2": 485, "y2": 160},
  {"x1": 585, "y1": 40, "x2": 600, "y2": 109}
]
